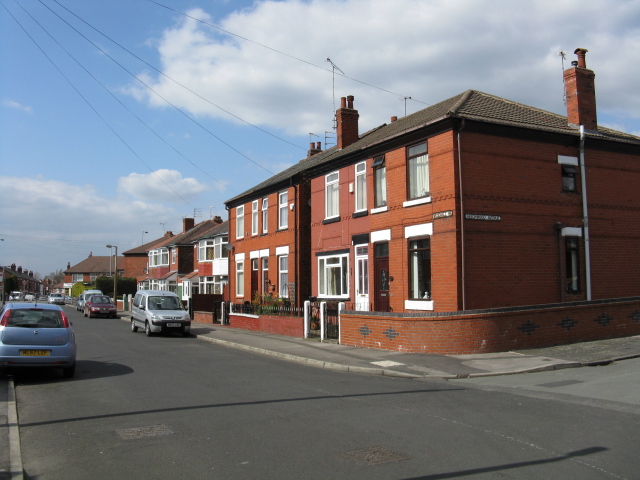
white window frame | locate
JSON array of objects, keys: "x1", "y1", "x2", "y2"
[
  {"x1": 201, "y1": 275, "x2": 226, "y2": 294},
  {"x1": 278, "y1": 191, "x2": 288, "y2": 229},
  {"x1": 318, "y1": 253, "x2": 349, "y2": 298},
  {"x1": 355, "y1": 162, "x2": 367, "y2": 212},
  {"x1": 325, "y1": 171, "x2": 339, "y2": 219},
  {"x1": 407, "y1": 142, "x2": 429, "y2": 200},
  {"x1": 214, "y1": 236, "x2": 228, "y2": 259},
  {"x1": 262, "y1": 198, "x2": 268, "y2": 234},
  {"x1": 236, "y1": 205, "x2": 244, "y2": 239},
  {"x1": 252, "y1": 200, "x2": 259, "y2": 236},
  {"x1": 372, "y1": 155, "x2": 387, "y2": 208},
  {"x1": 199, "y1": 239, "x2": 215, "y2": 262},
  {"x1": 236, "y1": 260, "x2": 244, "y2": 297},
  {"x1": 72, "y1": 273, "x2": 83, "y2": 283},
  {"x1": 171, "y1": 248, "x2": 177, "y2": 265},
  {"x1": 278, "y1": 255, "x2": 289, "y2": 298}
]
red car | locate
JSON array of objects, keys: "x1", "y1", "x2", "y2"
[{"x1": 83, "y1": 295, "x2": 118, "y2": 318}]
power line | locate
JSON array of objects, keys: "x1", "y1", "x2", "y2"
[
  {"x1": 1, "y1": 0, "x2": 193, "y2": 206},
  {"x1": 39, "y1": 0, "x2": 276, "y2": 176},
  {"x1": 147, "y1": 0, "x2": 431, "y2": 107}
]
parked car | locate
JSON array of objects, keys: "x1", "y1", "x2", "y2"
[
  {"x1": 48, "y1": 293, "x2": 65, "y2": 305},
  {"x1": 0, "y1": 302, "x2": 76, "y2": 378},
  {"x1": 83, "y1": 295, "x2": 117, "y2": 318},
  {"x1": 9, "y1": 292, "x2": 21, "y2": 301},
  {"x1": 131, "y1": 290, "x2": 191, "y2": 336},
  {"x1": 24, "y1": 294, "x2": 35, "y2": 302}
]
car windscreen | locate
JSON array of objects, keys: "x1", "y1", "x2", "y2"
[
  {"x1": 149, "y1": 296, "x2": 182, "y2": 310},
  {"x1": 89, "y1": 296, "x2": 110, "y2": 304},
  {"x1": 6, "y1": 309, "x2": 65, "y2": 328}
]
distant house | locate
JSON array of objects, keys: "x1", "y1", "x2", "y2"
[
  {"x1": 186, "y1": 219, "x2": 229, "y2": 297},
  {"x1": 122, "y1": 232, "x2": 176, "y2": 287},
  {"x1": 1, "y1": 264, "x2": 42, "y2": 296},
  {"x1": 64, "y1": 255, "x2": 123, "y2": 289}
]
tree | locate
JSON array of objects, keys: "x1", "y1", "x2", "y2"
[{"x1": 48, "y1": 269, "x2": 64, "y2": 284}]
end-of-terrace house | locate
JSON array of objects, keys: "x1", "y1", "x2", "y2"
[
  {"x1": 225, "y1": 151, "x2": 314, "y2": 309},
  {"x1": 64, "y1": 254, "x2": 124, "y2": 293},
  {"x1": 142, "y1": 217, "x2": 225, "y2": 296},
  {"x1": 228, "y1": 48, "x2": 640, "y2": 354}
]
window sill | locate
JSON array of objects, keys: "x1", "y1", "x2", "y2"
[
  {"x1": 405, "y1": 299, "x2": 434, "y2": 311},
  {"x1": 403, "y1": 196, "x2": 431, "y2": 208},
  {"x1": 370, "y1": 206, "x2": 388, "y2": 214},
  {"x1": 353, "y1": 210, "x2": 368, "y2": 218},
  {"x1": 323, "y1": 217, "x2": 340, "y2": 225}
]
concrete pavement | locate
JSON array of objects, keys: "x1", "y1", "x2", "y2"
[{"x1": 2, "y1": 312, "x2": 640, "y2": 479}]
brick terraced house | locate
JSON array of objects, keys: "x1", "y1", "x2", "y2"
[{"x1": 226, "y1": 49, "x2": 640, "y2": 353}]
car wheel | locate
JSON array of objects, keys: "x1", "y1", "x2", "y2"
[
  {"x1": 131, "y1": 320, "x2": 138, "y2": 332},
  {"x1": 183, "y1": 331, "x2": 190, "y2": 337},
  {"x1": 62, "y1": 364, "x2": 76, "y2": 378},
  {"x1": 145, "y1": 322, "x2": 153, "y2": 337}
]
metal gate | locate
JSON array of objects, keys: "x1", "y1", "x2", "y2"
[{"x1": 324, "y1": 301, "x2": 339, "y2": 340}]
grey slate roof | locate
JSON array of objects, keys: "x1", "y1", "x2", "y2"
[{"x1": 226, "y1": 89, "x2": 640, "y2": 204}]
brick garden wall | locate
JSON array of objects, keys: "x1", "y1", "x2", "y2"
[
  {"x1": 229, "y1": 313, "x2": 303, "y2": 337},
  {"x1": 340, "y1": 297, "x2": 640, "y2": 354}
]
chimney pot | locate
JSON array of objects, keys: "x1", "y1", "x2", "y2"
[
  {"x1": 391, "y1": 116, "x2": 397, "y2": 122},
  {"x1": 347, "y1": 95, "x2": 354, "y2": 109},
  {"x1": 340, "y1": 97, "x2": 347, "y2": 108},
  {"x1": 574, "y1": 48, "x2": 588, "y2": 68},
  {"x1": 316, "y1": 141, "x2": 321, "y2": 150}
]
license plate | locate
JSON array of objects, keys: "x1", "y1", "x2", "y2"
[
  {"x1": 166, "y1": 323, "x2": 181, "y2": 328},
  {"x1": 20, "y1": 350, "x2": 51, "y2": 356}
]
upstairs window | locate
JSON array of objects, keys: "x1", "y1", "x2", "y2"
[
  {"x1": 213, "y1": 236, "x2": 229, "y2": 259},
  {"x1": 262, "y1": 198, "x2": 268, "y2": 233},
  {"x1": 199, "y1": 240, "x2": 215, "y2": 261},
  {"x1": 236, "y1": 205, "x2": 244, "y2": 239},
  {"x1": 278, "y1": 191, "x2": 288, "y2": 229},
  {"x1": 252, "y1": 200, "x2": 259, "y2": 236},
  {"x1": 562, "y1": 165, "x2": 578, "y2": 192},
  {"x1": 373, "y1": 156, "x2": 387, "y2": 208},
  {"x1": 407, "y1": 143, "x2": 429, "y2": 200},
  {"x1": 355, "y1": 162, "x2": 367, "y2": 212},
  {"x1": 325, "y1": 171, "x2": 339, "y2": 219}
]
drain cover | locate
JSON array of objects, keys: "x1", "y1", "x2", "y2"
[
  {"x1": 339, "y1": 446, "x2": 410, "y2": 466},
  {"x1": 117, "y1": 424, "x2": 174, "y2": 440}
]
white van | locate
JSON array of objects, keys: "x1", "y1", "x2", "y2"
[{"x1": 131, "y1": 290, "x2": 191, "y2": 337}]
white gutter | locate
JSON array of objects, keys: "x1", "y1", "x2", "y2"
[{"x1": 579, "y1": 125, "x2": 592, "y2": 300}]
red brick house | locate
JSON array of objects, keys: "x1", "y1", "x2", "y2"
[
  {"x1": 122, "y1": 232, "x2": 176, "y2": 286},
  {"x1": 184, "y1": 219, "x2": 229, "y2": 297},
  {"x1": 140, "y1": 217, "x2": 224, "y2": 294},
  {"x1": 64, "y1": 255, "x2": 123, "y2": 289},
  {"x1": 226, "y1": 49, "x2": 640, "y2": 352}
]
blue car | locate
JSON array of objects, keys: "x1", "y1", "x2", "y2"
[{"x1": 0, "y1": 302, "x2": 77, "y2": 378}]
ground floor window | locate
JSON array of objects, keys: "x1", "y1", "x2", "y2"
[
  {"x1": 318, "y1": 253, "x2": 349, "y2": 298},
  {"x1": 236, "y1": 261, "x2": 244, "y2": 297},
  {"x1": 278, "y1": 255, "x2": 289, "y2": 298},
  {"x1": 565, "y1": 237, "x2": 580, "y2": 293},
  {"x1": 409, "y1": 238, "x2": 431, "y2": 299},
  {"x1": 201, "y1": 276, "x2": 226, "y2": 294}
]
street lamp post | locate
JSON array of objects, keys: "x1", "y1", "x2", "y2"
[{"x1": 106, "y1": 244, "x2": 118, "y2": 308}]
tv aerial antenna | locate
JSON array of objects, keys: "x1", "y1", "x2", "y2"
[
  {"x1": 326, "y1": 57, "x2": 345, "y2": 129},
  {"x1": 557, "y1": 51, "x2": 567, "y2": 106}
]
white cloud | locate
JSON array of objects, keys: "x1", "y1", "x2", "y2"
[
  {"x1": 2, "y1": 98, "x2": 33, "y2": 114},
  {"x1": 118, "y1": 169, "x2": 211, "y2": 202},
  {"x1": 126, "y1": 0, "x2": 640, "y2": 139}
]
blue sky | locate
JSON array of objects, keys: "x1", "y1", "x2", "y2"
[{"x1": 1, "y1": 0, "x2": 639, "y2": 278}]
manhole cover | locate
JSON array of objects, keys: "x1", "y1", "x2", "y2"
[
  {"x1": 117, "y1": 424, "x2": 174, "y2": 440},
  {"x1": 339, "y1": 446, "x2": 410, "y2": 465}
]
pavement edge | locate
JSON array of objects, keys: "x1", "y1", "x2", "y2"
[{"x1": 7, "y1": 378, "x2": 24, "y2": 480}]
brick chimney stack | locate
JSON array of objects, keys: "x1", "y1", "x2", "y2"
[
  {"x1": 307, "y1": 141, "x2": 322, "y2": 158},
  {"x1": 564, "y1": 48, "x2": 597, "y2": 131},
  {"x1": 183, "y1": 217, "x2": 195, "y2": 232},
  {"x1": 336, "y1": 95, "x2": 359, "y2": 149}
]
